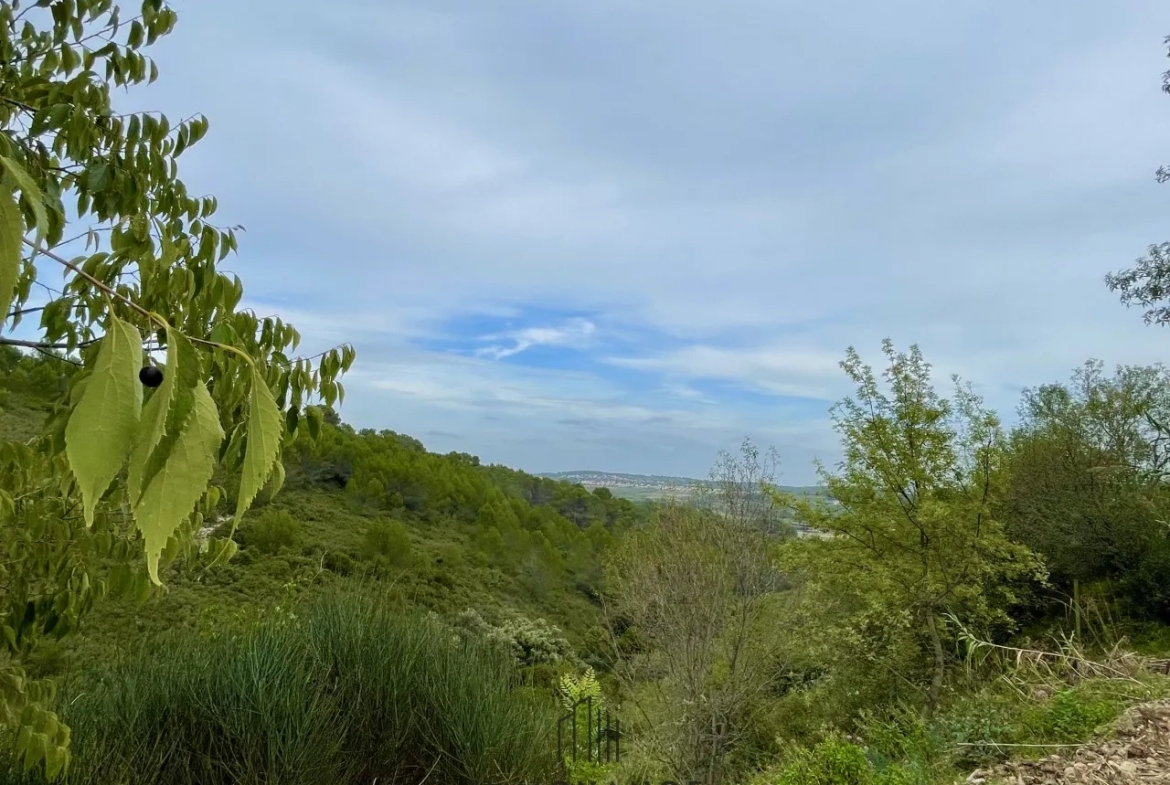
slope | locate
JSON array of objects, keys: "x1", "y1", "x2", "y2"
[{"x1": 0, "y1": 346, "x2": 648, "y2": 681}]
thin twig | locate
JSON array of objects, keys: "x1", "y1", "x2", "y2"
[
  {"x1": 33, "y1": 346, "x2": 81, "y2": 366},
  {"x1": 954, "y1": 742, "x2": 1089, "y2": 749},
  {"x1": 6, "y1": 306, "x2": 45, "y2": 318},
  {"x1": 0, "y1": 337, "x2": 85, "y2": 350},
  {"x1": 24, "y1": 237, "x2": 157, "y2": 324}
]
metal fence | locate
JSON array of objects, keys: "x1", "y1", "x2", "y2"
[{"x1": 556, "y1": 696, "x2": 620, "y2": 768}]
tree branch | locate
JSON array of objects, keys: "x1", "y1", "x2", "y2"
[
  {"x1": 0, "y1": 336, "x2": 103, "y2": 351},
  {"x1": 24, "y1": 236, "x2": 157, "y2": 325}
]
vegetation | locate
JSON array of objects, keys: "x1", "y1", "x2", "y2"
[
  {"x1": 0, "y1": 591, "x2": 559, "y2": 785},
  {"x1": 2, "y1": 3, "x2": 1170, "y2": 785},
  {"x1": 0, "y1": 0, "x2": 355, "y2": 775}
]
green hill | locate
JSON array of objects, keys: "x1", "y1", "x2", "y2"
[{"x1": 0, "y1": 346, "x2": 648, "y2": 681}]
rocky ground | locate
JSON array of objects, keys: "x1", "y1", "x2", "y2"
[{"x1": 968, "y1": 700, "x2": 1170, "y2": 785}]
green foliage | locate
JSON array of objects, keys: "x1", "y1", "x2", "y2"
[
  {"x1": 232, "y1": 365, "x2": 284, "y2": 532},
  {"x1": 780, "y1": 341, "x2": 1045, "y2": 716},
  {"x1": 452, "y1": 608, "x2": 574, "y2": 668},
  {"x1": 134, "y1": 380, "x2": 223, "y2": 583},
  {"x1": 64, "y1": 315, "x2": 142, "y2": 527},
  {"x1": 607, "y1": 497, "x2": 783, "y2": 784},
  {"x1": 0, "y1": 592, "x2": 557, "y2": 785},
  {"x1": 0, "y1": 0, "x2": 359, "y2": 770},
  {"x1": 0, "y1": 185, "x2": 22, "y2": 324},
  {"x1": 1025, "y1": 687, "x2": 1120, "y2": 743},
  {"x1": 767, "y1": 734, "x2": 873, "y2": 785},
  {"x1": 1002, "y1": 360, "x2": 1170, "y2": 619},
  {"x1": 361, "y1": 519, "x2": 413, "y2": 565},
  {"x1": 242, "y1": 508, "x2": 302, "y2": 555},
  {"x1": 555, "y1": 666, "x2": 615, "y2": 784},
  {"x1": 1, "y1": 349, "x2": 636, "y2": 691}
]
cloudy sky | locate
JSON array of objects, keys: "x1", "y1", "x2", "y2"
[{"x1": 112, "y1": 0, "x2": 1170, "y2": 483}]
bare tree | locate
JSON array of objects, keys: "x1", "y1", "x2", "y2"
[
  {"x1": 604, "y1": 495, "x2": 783, "y2": 785},
  {"x1": 693, "y1": 437, "x2": 793, "y2": 538}
]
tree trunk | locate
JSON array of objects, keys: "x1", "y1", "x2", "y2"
[{"x1": 924, "y1": 609, "x2": 946, "y2": 719}]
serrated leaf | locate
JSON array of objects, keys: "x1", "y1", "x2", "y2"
[
  {"x1": 0, "y1": 155, "x2": 49, "y2": 249},
  {"x1": 133, "y1": 381, "x2": 223, "y2": 585},
  {"x1": 232, "y1": 365, "x2": 282, "y2": 532},
  {"x1": 127, "y1": 332, "x2": 197, "y2": 506},
  {"x1": 267, "y1": 459, "x2": 286, "y2": 497},
  {"x1": 65, "y1": 316, "x2": 143, "y2": 527},
  {"x1": 0, "y1": 186, "x2": 22, "y2": 326}
]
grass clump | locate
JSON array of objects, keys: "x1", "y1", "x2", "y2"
[{"x1": 0, "y1": 591, "x2": 557, "y2": 785}]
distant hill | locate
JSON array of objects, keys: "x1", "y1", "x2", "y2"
[{"x1": 539, "y1": 470, "x2": 828, "y2": 502}]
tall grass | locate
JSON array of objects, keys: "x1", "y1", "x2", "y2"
[{"x1": 2, "y1": 591, "x2": 558, "y2": 785}]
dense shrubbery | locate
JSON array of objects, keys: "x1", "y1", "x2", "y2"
[{"x1": 0, "y1": 592, "x2": 558, "y2": 785}]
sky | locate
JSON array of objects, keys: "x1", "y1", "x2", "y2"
[{"x1": 93, "y1": 1, "x2": 1170, "y2": 483}]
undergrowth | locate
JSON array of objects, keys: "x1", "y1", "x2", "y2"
[
  {"x1": 753, "y1": 633, "x2": 1170, "y2": 785},
  {"x1": 0, "y1": 591, "x2": 559, "y2": 785}
]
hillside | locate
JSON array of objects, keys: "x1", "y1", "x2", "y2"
[
  {"x1": 0, "y1": 346, "x2": 648, "y2": 681},
  {"x1": 540, "y1": 469, "x2": 827, "y2": 502}
]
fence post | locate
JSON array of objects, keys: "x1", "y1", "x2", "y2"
[{"x1": 586, "y1": 696, "x2": 593, "y2": 762}]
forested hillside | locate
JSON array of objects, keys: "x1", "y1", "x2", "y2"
[{"x1": 0, "y1": 344, "x2": 646, "y2": 681}]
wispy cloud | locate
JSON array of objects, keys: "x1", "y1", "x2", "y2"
[{"x1": 475, "y1": 318, "x2": 597, "y2": 359}]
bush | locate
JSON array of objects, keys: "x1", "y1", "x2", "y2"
[
  {"x1": 0, "y1": 592, "x2": 558, "y2": 785},
  {"x1": 322, "y1": 550, "x2": 355, "y2": 575},
  {"x1": 1023, "y1": 688, "x2": 1120, "y2": 743},
  {"x1": 452, "y1": 609, "x2": 574, "y2": 667},
  {"x1": 362, "y1": 519, "x2": 413, "y2": 565},
  {"x1": 771, "y1": 735, "x2": 873, "y2": 785},
  {"x1": 242, "y1": 508, "x2": 302, "y2": 555}
]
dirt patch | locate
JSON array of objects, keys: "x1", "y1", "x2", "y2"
[{"x1": 968, "y1": 700, "x2": 1170, "y2": 785}]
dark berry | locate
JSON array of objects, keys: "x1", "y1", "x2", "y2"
[{"x1": 139, "y1": 366, "x2": 164, "y2": 388}]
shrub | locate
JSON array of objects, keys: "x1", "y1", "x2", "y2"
[
  {"x1": 322, "y1": 550, "x2": 356, "y2": 575},
  {"x1": 361, "y1": 519, "x2": 413, "y2": 565},
  {"x1": 1023, "y1": 688, "x2": 1121, "y2": 743},
  {"x1": 242, "y1": 508, "x2": 302, "y2": 555},
  {"x1": 0, "y1": 592, "x2": 558, "y2": 785},
  {"x1": 771, "y1": 735, "x2": 873, "y2": 785},
  {"x1": 452, "y1": 609, "x2": 574, "y2": 668}
]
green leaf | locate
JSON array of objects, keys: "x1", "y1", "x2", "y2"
[
  {"x1": 0, "y1": 155, "x2": 49, "y2": 248},
  {"x1": 232, "y1": 365, "x2": 282, "y2": 531},
  {"x1": 267, "y1": 459, "x2": 286, "y2": 497},
  {"x1": 133, "y1": 381, "x2": 223, "y2": 585},
  {"x1": 0, "y1": 186, "x2": 23, "y2": 327},
  {"x1": 205, "y1": 536, "x2": 238, "y2": 569},
  {"x1": 305, "y1": 406, "x2": 321, "y2": 440},
  {"x1": 65, "y1": 316, "x2": 143, "y2": 526},
  {"x1": 43, "y1": 743, "x2": 67, "y2": 780},
  {"x1": 127, "y1": 332, "x2": 197, "y2": 506},
  {"x1": 86, "y1": 162, "x2": 112, "y2": 193}
]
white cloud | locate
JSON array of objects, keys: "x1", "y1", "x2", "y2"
[
  {"x1": 475, "y1": 318, "x2": 596, "y2": 359},
  {"x1": 103, "y1": 0, "x2": 1170, "y2": 481},
  {"x1": 609, "y1": 345, "x2": 847, "y2": 401}
]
